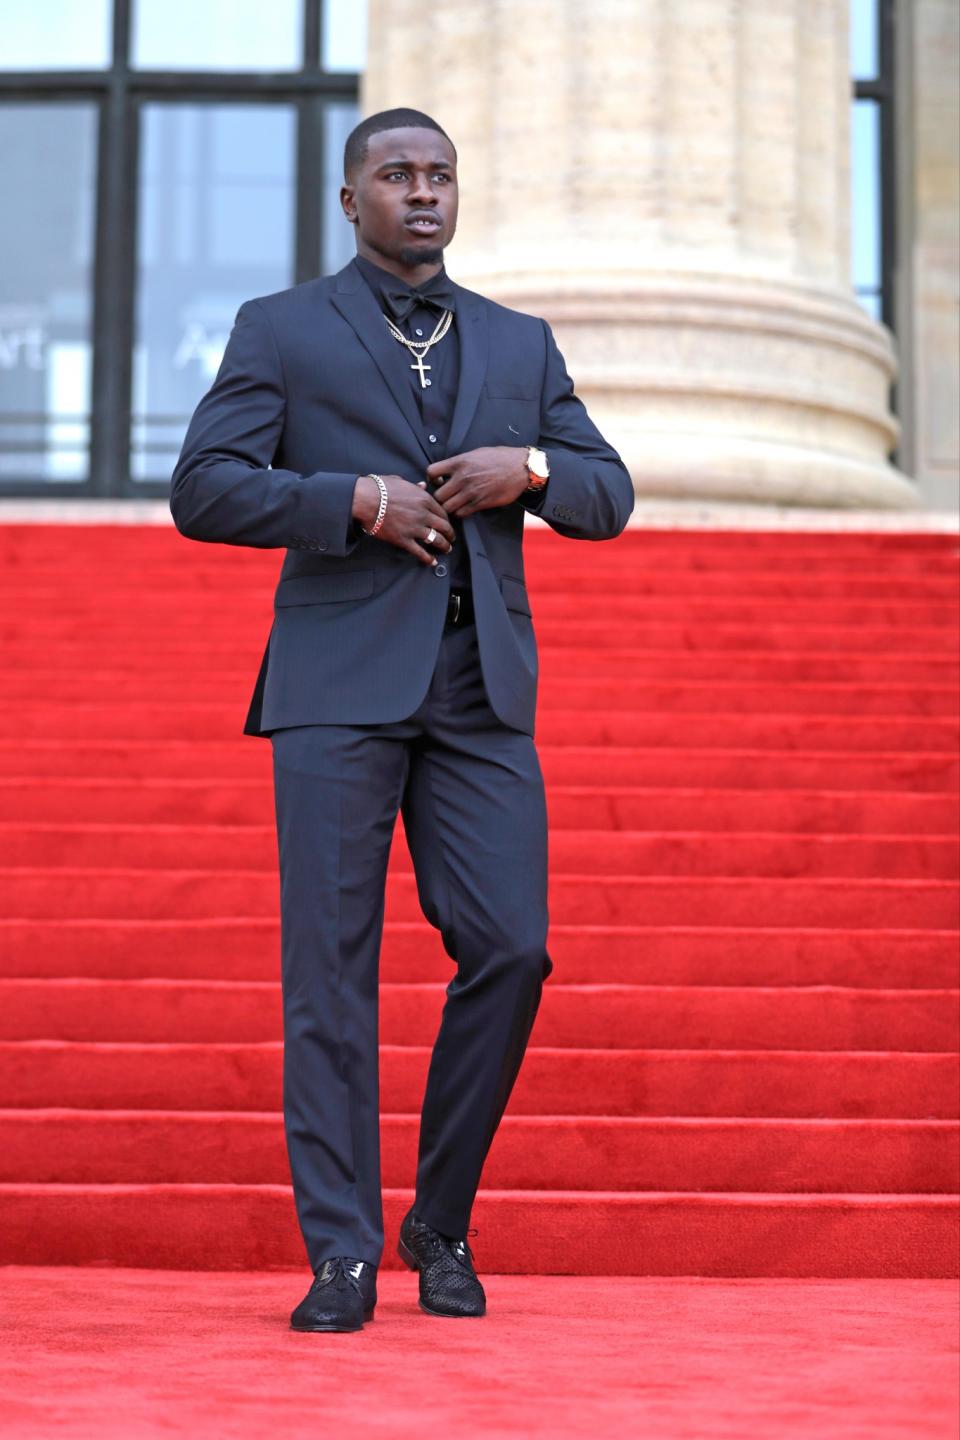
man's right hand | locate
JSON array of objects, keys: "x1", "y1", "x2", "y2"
[{"x1": 352, "y1": 474, "x2": 456, "y2": 567}]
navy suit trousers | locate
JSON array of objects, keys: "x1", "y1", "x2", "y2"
[{"x1": 270, "y1": 610, "x2": 553, "y2": 1270}]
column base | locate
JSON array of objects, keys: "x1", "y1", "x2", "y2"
[
  {"x1": 468, "y1": 268, "x2": 918, "y2": 513},
  {"x1": 617, "y1": 430, "x2": 921, "y2": 510}
]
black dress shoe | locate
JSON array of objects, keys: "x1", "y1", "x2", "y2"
[
  {"x1": 290, "y1": 1257, "x2": 377, "y2": 1332},
  {"x1": 397, "y1": 1207, "x2": 486, "y2": 1318}
]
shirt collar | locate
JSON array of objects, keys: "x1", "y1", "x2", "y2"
[{"x1": 354, "y1": 252, "x2": 451, "y2": 303}]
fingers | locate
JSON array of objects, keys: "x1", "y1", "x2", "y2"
[
  {"x1": 426, "y1": 455, "x2": 463, "y2": 481},
  {"x1": 427, "y1": 508, "x2": 456, "y2": 544},
  {"x1": 418, "y1": 491, "x2": 454, "y2": 540},
  {"x1": 417, "y1": 478, "x2": 454, "y2": 534},
  {"x1": 423, "y1": 498, "x2": 454, "y2": 532},
  {"x1": 408, "y1": 540, "x2": 442, "y2": 567},
  {"x1": 420, "y1": 524, "x2": 454, "y2": 554},
  {"x1": 374, "y1": 475, "x2": 456, "y2": 561},
  {"x1": 434, "y1": 485, "x2": 468, "y2": 515}
]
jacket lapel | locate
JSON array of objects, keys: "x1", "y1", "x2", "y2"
[
  {"x1": 329, "y1": 260, "x2": 489, "y2": 465},
  {"x1": 447, "y1": 284, "x2": 488, "y2": 457}
]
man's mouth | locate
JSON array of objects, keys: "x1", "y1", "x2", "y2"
[{"x1": 405, "y1": 213, "x2": 442, "y2": 233}]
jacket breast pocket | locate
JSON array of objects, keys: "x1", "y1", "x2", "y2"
[
  {"x1": 481, "y1": 383, "x2": 540, "y2": 446},
  {"x1": 483, "y1": 381, "x2": 540, "y2": 402},
  {"x1": 499, "y1": 573, "x2": 532, "y2": 616},
  {"x1": 275, "y1": 571, "x2": 375, "y2": 607}
]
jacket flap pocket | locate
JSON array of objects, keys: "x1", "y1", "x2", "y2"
[
  {"x1": 275, "y1": 570, "x2": 375, "y2": 607},
  {"x1": 483, "y1": 381, "x2": 539, "y2": 401},
  {"x1": 499, "y1": 573, "x2": 532, "y2": 616}
]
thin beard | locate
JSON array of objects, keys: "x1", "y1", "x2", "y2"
[{"x1": 399, "y1": 244, "x2": 443, "y2": 267}]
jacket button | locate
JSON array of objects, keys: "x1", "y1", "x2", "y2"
[{"x1": 434, "y1": 562, "x2": 447, "y2": 577}]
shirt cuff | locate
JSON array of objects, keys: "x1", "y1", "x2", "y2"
[{"x1": 518, "y1": 480, "x2": 549, "y2": 514}]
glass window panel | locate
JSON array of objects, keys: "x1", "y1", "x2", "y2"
[
  {"x1": 323, "y1": 0, "x2": 367, "y2": 72},
  {"x1": 323, "y1": 102, "x2": 361, "y2": 273},
  {"x1": 1, "y1": 0, "x2": 112, "y2": 70},
  {"x1": 0, "y1": 104, "x2": 97, "y2": 483},
  {"x1": 850, "y1": 0, "x2": 879, "y2": 80},
  {"x1": 132, "y1": 0, "x2": 303, "y2": 71},
  {"x1": 851, "y1": 98, "x2": 881, "y2": 299},
  {"x1": 133, "y1": 103, "x2": 297, "y2": 483}
]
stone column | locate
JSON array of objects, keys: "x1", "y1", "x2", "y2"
[
  {"x1": 894, "y1": 0, "x2": 960, "y2": 510},
  {"x1": 364, "y1": 0, "x2": 918, "y2": 508}
]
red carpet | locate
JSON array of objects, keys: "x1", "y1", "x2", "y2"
[
  {"x1": 0, "y1": 524, "x2": 958, "y2": 1275},
  {"x1": 2, "y1": 1268, "x2": 957, "y2": 1439}
]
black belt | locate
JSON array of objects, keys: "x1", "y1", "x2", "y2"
[{"x1": 445, "y1": 587, "x2": 475, "y2": 626}]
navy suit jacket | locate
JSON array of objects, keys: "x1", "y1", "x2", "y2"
[{"x1": 169, "y1": 257, "x2": 635, "y2": 737}]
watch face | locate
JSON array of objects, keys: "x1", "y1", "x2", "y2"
[{"x1": 528, "y1": 448, "x2": 550, "y2": 478}]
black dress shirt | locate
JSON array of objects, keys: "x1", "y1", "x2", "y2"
[{"x1": 353, "y1": 253, "x2": 475, "y2": 587}]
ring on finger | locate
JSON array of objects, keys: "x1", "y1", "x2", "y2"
[{"x1": 425, "y1": 527, "x2": 438, "y2": 545}]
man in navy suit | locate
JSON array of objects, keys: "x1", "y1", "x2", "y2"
[{"x1": 170, "y1": 107, "x2": 634, "y2": 1332}]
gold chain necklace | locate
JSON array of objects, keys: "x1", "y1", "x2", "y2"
[{"x1": 382, "y1": 308, "x2": 453, "y2": 388}]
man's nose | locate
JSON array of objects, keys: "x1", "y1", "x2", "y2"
[{"x1": 407, "y1": 175, "x2": 439, "y2": 205}]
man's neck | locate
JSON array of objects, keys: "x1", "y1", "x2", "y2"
[{"x1": 354, "y1": 246, "x2": 445, "y2": 288}]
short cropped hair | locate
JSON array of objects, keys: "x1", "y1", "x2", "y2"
[{"x1": 343, "y1": 107, "x2": 455, "y2": 180}]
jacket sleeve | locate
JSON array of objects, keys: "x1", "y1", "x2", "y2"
[
  {"x1": 169, "y1": 298, "x2": 362, "y2": 555},
  {"x1": 519, "y1": 318, "x2": 635, "y2": 540}
]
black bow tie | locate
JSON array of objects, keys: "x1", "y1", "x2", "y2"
[{"x1": 383, "y1": 275, "x2": 456, "y2": 324}]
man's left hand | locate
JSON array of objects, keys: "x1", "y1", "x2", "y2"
[{"x1": 426, "y1": 447, "x2": 531, "y2": 516}]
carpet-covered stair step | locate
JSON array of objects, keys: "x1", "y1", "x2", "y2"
[
  {"x1": 5, "y1": 523, "x2": 953, "y2": 560},
  {"x1": 2, "y1": 823, "x2": 955, "y2": 879},
  {"x1": 1, "y1": 1111, "x2": 956, "y2": 1194},
  {"x1": 3, "y1": 740, "x2": 955, "y2": 792},
  {"x1": 2, "y1": 780, "x2": 955, "y2": 834},
  {"x1": 2, "y1": 979, "x2": 956, "y2": 1052},
  {"x1": 0, "y1": 1183, "x2": 954, "y2": 1276},
  {"x1": 18, "y1": 594, "x2": 960, "y2": 628},
  {"x1": 3, "y1": 704, "x2": 957, "y2": 751},
  {"x1": 537, "y1": 651, "x2": 960, "y2": 685},
  {"x1": 6, "y1": 670, "x2": 959, "y2": 718},
  {"x1": 5, "y1": 868, "x2": 956, "y2": 927},
  {"x1": 6, "y1": 617, "x2": 957, "y2": 655},
  {"x1": 3, "y1": 919, "x2": 955, "y2": 988},
  {"x1": 7, "y1": 649, "x2": 956, "y2": 686},
  {"x1": 12, "y1": 572, "x2": 960, "y2": 603},
  {"x1": 3, "y1": 1041, "x2": 955, "y2": 1118},
  {"x1": 48, "y1": 547, "x2": 960, "y2": 575}
]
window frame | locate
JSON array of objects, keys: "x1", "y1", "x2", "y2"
[
  {"x1": 0, "y1": 0, "x2": 358, "y2": 497},
  {"x1": 852, "y1": 0, "x2": 896, "y2": 333}
]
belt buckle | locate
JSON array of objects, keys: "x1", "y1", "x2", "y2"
[{"x1": 450, "y1": 591, "x2": 461, "y2": 624}]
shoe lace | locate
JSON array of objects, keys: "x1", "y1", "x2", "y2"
[
  {"x1": 316, "y1": 1256, "x2": 364, "y2": 1294},
  {"x1": 452, "y1": 1226, "x2": 479, "y2": 1268}
]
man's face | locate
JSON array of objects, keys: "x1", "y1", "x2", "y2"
[{"x1": 341, "y1": 127, "x2": 459, "y2": 279}]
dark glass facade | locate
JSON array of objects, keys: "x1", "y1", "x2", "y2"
[{"x1": 0, "y1": 0, "x2": 360, "y2": 496}]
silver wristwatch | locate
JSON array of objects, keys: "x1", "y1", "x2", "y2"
[{"x1": 524, "y1": 446, "x2": 550, "y2": 492}]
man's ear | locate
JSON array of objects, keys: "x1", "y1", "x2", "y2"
[{"x1": 340, "y1": 184, "x2": 358, "y2": 224}]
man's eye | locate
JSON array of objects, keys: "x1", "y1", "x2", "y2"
[
  {"x1": 433, "y1": 173, "x2": 450, "y2": 183},
  {"x1": 386, "y1": 171, "x2": 407, "y2": 181}
]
